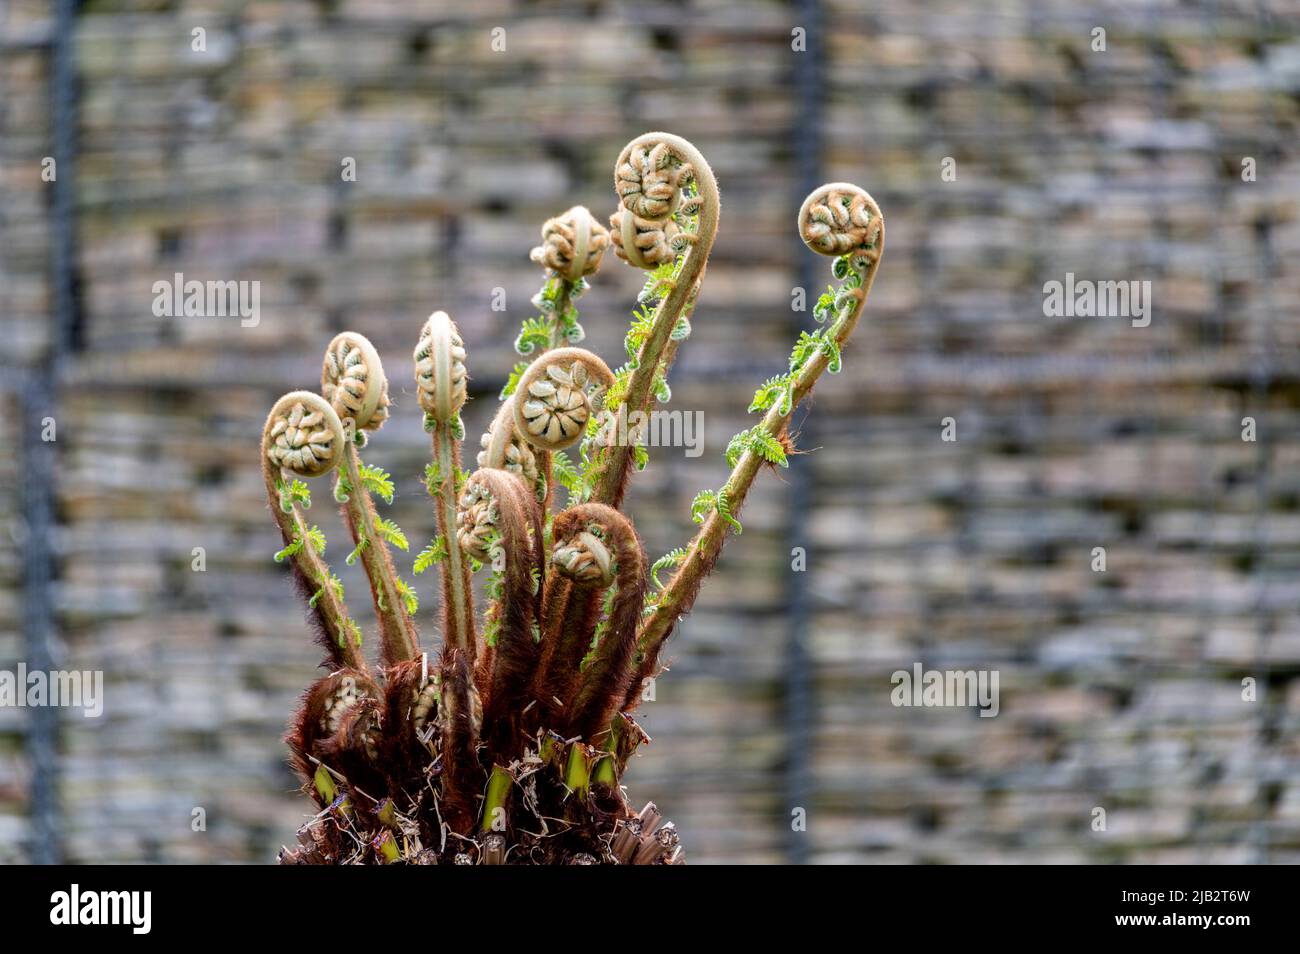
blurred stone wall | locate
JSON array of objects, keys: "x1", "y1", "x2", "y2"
[{"x1": 2, "y1": 0, "x2": 1299, "y2": 863}]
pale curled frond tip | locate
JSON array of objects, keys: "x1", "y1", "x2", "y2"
[
  {"x1": 609, "y1": 133, "x2": 714, "y2": 270},
  {"x1": 798, "y1": 182, "x2": 883, "y2": 269},
  {"x1": 322, "y1": 331, "x2": 389, "y2": 432},
  {"x1": 531, "y1": 205, "x2": 610, "y2": 281},
  {"x1": 512, "y1": 347, "x2": 615, "y2": 452},
  {"x1": 414, "y1": 310, "x2": 469, "y2": 422},
  {"x1": 455, "y1": 476, "x2": 499, "y2": 563},
  {"x1": 552, "y1": 527, "x2": 615, "y2": 587},
  {"x1": 265, "y1": 391, "x2": 347, "y2": 480}
]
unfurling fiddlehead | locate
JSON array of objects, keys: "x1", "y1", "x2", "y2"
[
  {"x1": 269, "y1": 132, "x2": 882, "y2": 865},
  {"x1": 492, "y1": 220, "x2": 609, "y2": 511},
  {"x1": 287, "y1": 668, "x2": 383, "y2": 801},
  {"x1": 547, "y1": 504, "x2": 645, "y2": 742},
  {"x1": 591, "y1": 132, "x2": 719, "y2": 508},
  {"x1": 323, "y1": 332, "x2": 419, "y2": 667},
  {"x1": 322, "y1": 331, "x2": 391, "y2": 432},
  {"x1": 632, "y1": 183, "x2": 884, "y2": 701},
  {"x1": 262, "y1": 391, "x2": 363, "y2": 671},
  {"x1": 264, "y1": 392, "x2": 384, "y2": 817},
  {"x1": 414, "y1": 311, "x2": 476, "y2": 654},
  {"x1": 610, "y1": 142, "x2": 702, "y2": 268},
  {"x1": 530, "y1": 205, "x2": 610, "y2": 282},
  {"x1": 512, "y1": 347, "x2": 615, "y2": 453},
  {"x1": 412, "y1": 311, "x2": 483, "y2": 836},
  {"x1": 455, "y1": 468, "x2": 544, "y2": 759}
]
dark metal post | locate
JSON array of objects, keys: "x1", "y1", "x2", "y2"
[
  {"x1": 783, "y1": 0, "x2": 824, "y2": 865},
  {"x1": 23, "y1": 0, "x2": 83, "y2": 864}
]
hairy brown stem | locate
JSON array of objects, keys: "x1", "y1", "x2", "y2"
[
  {"x1": 431, "y1": 424, "x2": 476, "y2": 653},
  {"x1": 535, "y1": 580, "x2": 597, "y2": 725},
  {"x1": 437, "y1": 647, "x2": 480, "y2": 835},
  {"x1": 261, "y1": 393, "x2": 365, "y2": 672},
  {"x1": 522, "y1": 205, "x2": 608, "y2": 509},
  {"x1": 559, "y1": 505, "x2": 646, "y2": 740},
  {"x1": 415, "y1": 311, "x2": 477, "y2": 657},
  {"x1": 338, "y1": 440, "x2": 419, "y2": 666}
]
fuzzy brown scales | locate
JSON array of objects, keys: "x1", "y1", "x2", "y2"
[
  {"x1": 268, "y1": 134, "x2": 883, "y2": 864},
  {"x1": 541, "y1": 504, "x2": 646, "y2": 740},
  {"x1": 377, "y1": 658, "x2": 438, "y2": 783},
  {"x1": 286, "y1": 669, "x2": 382, "y2": 791},
  {"x1": 435, "y1": 647, "x2": 481, "y2": 835},
  {"x1": 456, "y1": 468, "x2": 545, "y2": 759}
]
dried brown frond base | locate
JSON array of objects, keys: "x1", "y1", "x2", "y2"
[{"x1": 277, "y1": 750, "x2": 684, "y2": 866}]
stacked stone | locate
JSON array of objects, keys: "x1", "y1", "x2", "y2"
[{"x1": 1, "y1": 0, "x2": 1298, "y2": 863}]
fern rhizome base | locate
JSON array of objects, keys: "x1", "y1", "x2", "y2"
[{"x1": 264, "y1": 133, "x2": 883, "y2": 865}]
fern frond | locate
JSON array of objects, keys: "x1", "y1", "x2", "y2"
[
  {"x1": 374, "y1": 517, "x2": 409, "y2": 551},
  {"x1": 650, "y1": 547, "x2": 687, "y2": 590},
  {"x1": 395, "y1": 576, "x2": 419, "y2": 616},
  {"x1": 550, "y1": 450, "x2": 585, "y2": 503},
  {"x1": 725, "y1": 425, "x2": 788, "y2": 469},
  {"x1": 358, "y1": 463, "x2": 395, "y2": 504},
  {"x1": 819, "y1": 336, "x2": 842, "y2": 373},
  {"x1": 690, "y1": 489, "x2": 717, "y2": 524},
  {"x1": 309, "y1": 571, "x2": 345, "y2": 609},
  {"x1": 273, "y1": 536, "x2": 303, "y2": 563},
  {"x1": 277, "y1": 524, "x2": 327, "y2": 563},
  {"x1": 749, "y1": 374, "x2": 795, "y2": 415},
  {"x1": 276, "y1": 478, "x2": 312, "y2": 512},
  {"x1": 716, "y1": 488, "x2": 742, "y2": 534},
  {"x1": 789, "y1": 329, "x2": 821, "y2": 372},
  {"x1": 414, "y1": 536, "x2": 448, "y2": 574},
  {"x1": 514, "y1": 316, "x2": 552, "y2": 356},
  {"x1": 623, "y1": 305, "x2": 656, "y2": 364},
  {"x1": 501, "y1": 360, "x2": 530, "y2": 399}
]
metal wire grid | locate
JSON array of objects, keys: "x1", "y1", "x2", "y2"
[{"x1": 6, "y1": 0, "x2": 1299, "y2": 862}]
